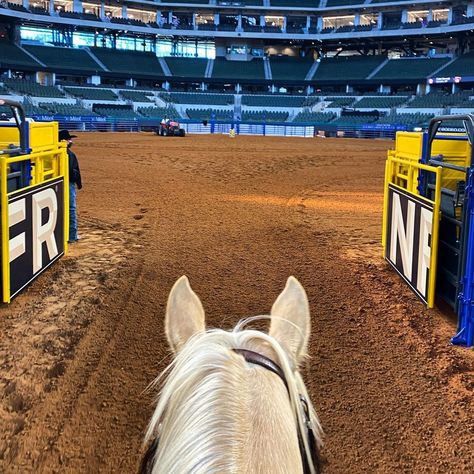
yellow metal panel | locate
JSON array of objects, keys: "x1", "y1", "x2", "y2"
[
  {"x1": 393, "y1": 132, "x2": 424, "y2": 162},
  {"x1": 0, "y1": 126, "x2": 20, "y2": 150},
  {"x1": 1, "y1": 158, "x2": 10, "y2": 303},
  {"x1": 0, "y1": 121, "x2": 68, "y2": 302},
  {"x1": 29, "y1": 122, "x2": 59, "y2": 152},
  {"x1": 382, "y1": 155, "x2": 442, "y2": 308},
  {"x1": 428, "y1": 166, "x2": 442, "y2": 308}
]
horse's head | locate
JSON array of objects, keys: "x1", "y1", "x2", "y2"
[{"x1": 142, "y1": 276, "x2": 322, "y2": 474}]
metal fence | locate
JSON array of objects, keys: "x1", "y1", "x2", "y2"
[{"x1": 29, "y1": 115, "x2": 415, "y2": 139}]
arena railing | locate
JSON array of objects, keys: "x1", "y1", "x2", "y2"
[{"x1": 28, "y1": 114, "x2": 418, "y2": 139}]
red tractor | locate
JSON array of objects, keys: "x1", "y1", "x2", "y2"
[{"x1": 156, "y1": 118, "x2": 186, "y2": 137}]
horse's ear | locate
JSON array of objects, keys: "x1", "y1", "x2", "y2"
[
  {"x1": 269, "y1": 276, "x2": 310, "y2": 365},
  {"x1": 166, "y1": 276, "x2": 206, "y2": 353}
]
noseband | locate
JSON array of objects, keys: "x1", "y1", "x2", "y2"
[{"x1": 232, "y1": 348, "x2": 320, "y2": 474}]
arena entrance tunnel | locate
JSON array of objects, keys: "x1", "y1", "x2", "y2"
[
  {"x1": 0, "y1": 99, "x2": 69, "y2": 303},
  {"x1": 383, "y1": 114, "x2": 474, "y2": 347}
]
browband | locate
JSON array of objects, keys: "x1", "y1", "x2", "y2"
[{"x1": 232, "y1": 348, "x2": 288, "y2": 390}]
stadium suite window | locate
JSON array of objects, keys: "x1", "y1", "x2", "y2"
[{"x1": 20, "y1": 26, "x2": 53, "y2": 43}]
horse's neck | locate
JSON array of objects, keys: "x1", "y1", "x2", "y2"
[{"x1": 155, "y1": 360, "x2": 303, "y2": 474}]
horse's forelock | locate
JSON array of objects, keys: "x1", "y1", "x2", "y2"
[{"x1": 143, "y1": 320, "x2": 322, "y2": 473}]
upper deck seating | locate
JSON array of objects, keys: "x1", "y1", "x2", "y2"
[
  {"x1": 0, "y1": 41, "x2": 42, "y2": 69},
  {"x1": 29, "y1": 6, "x2": 49, "y2": 15},
  {"x1": 313, "y1": 55, "x2": 386, "y2": 81},
  {"x1": 270, "y1": 56, "x2": 314, "y2": 81},
  {"x1": 164, "y1": 57, "x2": 208, "y2": 77},
  {"x1": 435, "y1": 52, "x2": 474, "y2": 76},
  {"x1": 24, "y1": 45, "x2": 104, "y2": 72},
  {"x1": 212, "y1": 58, "x2": 264, "y2": 80},
  {"x1": 326, "y1": 0, "x2": 364, "y2": 5},
  {"x1": 270, "y1": 0, "x2": 317, "y2": 5},
  {"x1": 373, "y1": 58, "x2": 450, "y2": 81},
  {"x1": 161, "y1": 0, "x2": 209, "y2": 2},
  {"x1": 89, "y1": 47, "x2": 164, "y2": 76}
]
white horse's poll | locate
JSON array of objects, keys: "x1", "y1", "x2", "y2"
[{"x1": 142, "y1": 276, "x2": 322, "y2": 474}]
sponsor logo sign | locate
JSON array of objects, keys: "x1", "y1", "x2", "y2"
[
  {"x1": 385, "y1": 185, "x2": 433, "y2": 304},
  {"x1": 7, "y1": 178, "x2": 64, "y2": 298}
]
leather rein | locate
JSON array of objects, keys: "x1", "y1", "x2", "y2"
[{"x1": 232, "y1": 348, "x2": 320, "y2": 474}]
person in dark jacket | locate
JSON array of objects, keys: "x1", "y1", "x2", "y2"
[{"x1": 59, "y1": 129, "x2": 82, "y2": 243}]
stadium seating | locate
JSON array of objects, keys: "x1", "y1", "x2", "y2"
[
  {"x1": 331, "y1": 114, "x2": 378, "y2": 126},
  {"x1": 372, "y1": 58, "x2": 450, "y2": 81},
  {"x1": 242, "y1": 95, "x2": 306, "y2": 107},
  {"x1": 4, "y1": 79, "x2": 65, "y2": 98},
  {"x1": 24, "y1": 45, "x2": 104, "y2": 72},
  {"x1": 292, "y1": 112, "x2": 336, "y2": 123},
  {"x1": 39, "y1": 102, "x2": 96, "y2": 116},
  {"x1": 407, "y1": 93, "x2": 471, "y2": 108},
  {"x1": 314, "y1": 56, "x2": 386, "y2": 81},
  {"x1": 59, "y1": 11, "x2": 82, "y2": 20},
  {"x1": 401, "y1": 22, "x2": 422, "y2": 30},
  {"x1": 0, "y1": 103, "x2": 48, "y2": 117},
  {"x1": 29, "y1": 6, "x2": 49, "y2": 15},
  {"x1": 138, "y1": 106, "x2": 179, "y2": 118},
  {"x1": 89, "y1": 47, "x2": 164, "y2": 76},
  {"x1": 435, "y1": 52, "x2": 474, "y2": 76},
  {"x1": 169, "y1": 92, "x2": 234, "y2": 105},
  {"x1": 325, "y1": 97, "x2": 356, "y2": 107},
  {"x1": 120, "y1": 90, "x2": 153, "y2": 102},
  {"x1": 354, "y1": 25, "x2": 373, "y2": 32},
  {"x1": 186, "y1": 109, "x2": 234, "y2": 120},
  {"x1": 270, "y1": 56, "x2": 314, "y2": 81},
  {"x1": 0, "y1": 41, "x2": 42, "y2": 69},
  {"x1": 212, "y1": 58, "x2": 264, "y2": 80},
  {"x1": 161, "y1": 0, "x2": 209, "y2": 2},
  {"x1": 64, "y1": 87, "x2": 118, "y2": 100},
  {"x1": 94, "y1": 105, "x2": 139, "y2": 118},
  {"x1": 326, "y1": 0, "x2": 364, "y2": 5},
  {"x1": 6, "y1": 2, "x2": 29, "y2": 12},
  {"x1": 164, "y1": 57, "x2": 208, "y2": 77},
  {"x1": 270, "y1": 0, "x2": 316, "y2": 5},
  {"x1": 242, "y1": 111, "x2": 289, "y2": 122},
  {"x1": 354, "y1": 96, "x2": 409, "y2": 108},
  {"x1": 375, "y1": 112, "x2": 433, "y2": 127}
]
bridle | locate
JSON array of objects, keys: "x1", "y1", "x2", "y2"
[
  {"x1": 140, "y1": 349, "x2": 321, "y2": 474},
  {"x1": 232, "y1": 348, "x2": 320, "y2": 474}
]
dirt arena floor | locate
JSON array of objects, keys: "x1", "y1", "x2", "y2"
[{"x1": 1, "y1": 133, "x2": 473, "y2": 473}]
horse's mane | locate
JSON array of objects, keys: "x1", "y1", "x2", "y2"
[{"x1": 144, "y1": 317, "x2": 322, "y2": 474}]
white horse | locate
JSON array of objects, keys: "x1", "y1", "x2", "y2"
[{"x1": 141, "y1": 276, "x2": 323, "y2": 474}]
